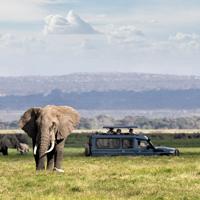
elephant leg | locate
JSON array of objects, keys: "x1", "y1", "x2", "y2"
[
  {"x1": 34, "y1": 154, "x2": 40, "y2": 169},
  {"x1": 47, "y1": 149, "x2": 55, "y2": 170},
  {"x1": 2, "y1": 147, "x2": 8, "y2": 156},
  {"x1": 37, "y1": 156, "x2": 46, "y2": 170},
  {"x1": 54, "y1": 139, "x2": 66, "y2": 170}
]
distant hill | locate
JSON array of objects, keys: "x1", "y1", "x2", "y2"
[
  {"x1": 1, "y1": 89, "x2": 200, "y2": 110},
  {"x1": 0, "y1": 73, "x2": 200, "y2": 112},
  {"x1": 1, "y1": 72, "x2": 200, "y2": 95}
]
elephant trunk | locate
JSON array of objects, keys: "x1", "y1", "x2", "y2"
[
  {"x1": 46, "y1": 122, "x2": 56, "y2": 154},
  {"x1": 37, "y1": 129, "x2": 50, "y2": 170},
  {"x1": 39, "y1": 134, "x2": 50, "y2": 158},
  {"x1": 37, "y1": 125, "x2": 56, "y2": 170}
]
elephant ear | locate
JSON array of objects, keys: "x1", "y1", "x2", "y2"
[
  {"x1": 19, "y1": 108, "x2": 41, "y2": 138},
  {"x1": 56, "y1": 106, "x2": 80, "y2": 140}
]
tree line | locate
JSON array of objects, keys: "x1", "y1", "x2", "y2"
[
  {"x1": 79, "y1": 115, "x2": 200, "y2": 129},
  {"x1": 2, "y1": 115, "x2": 200, "y2": 129}
]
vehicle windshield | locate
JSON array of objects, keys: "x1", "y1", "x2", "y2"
[{"x1": 148, "y1": 140, "x2": 155, "y2": 149}]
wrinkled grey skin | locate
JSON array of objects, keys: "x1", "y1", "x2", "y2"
[
  {"x1": 19, "y1": 105, "x2": 80, "y2": 171},
  {"x1": 0, "y1": 135, "x2": 21, "y2": 155}
]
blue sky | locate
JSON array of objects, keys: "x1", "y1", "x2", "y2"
[{"x1": 0, "y1": 0, "x2": 200, "y2": 76}]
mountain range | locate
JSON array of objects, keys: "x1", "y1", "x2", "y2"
[
  {"x1": 0, "y1": 72, "x2": 200, "y2": 96},
  {"x1": 0, "y1": 72, "x2": 200, "y2": 111}
]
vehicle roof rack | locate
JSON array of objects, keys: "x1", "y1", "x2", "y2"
[{"x1": 103, "y1": 126, "x2": 138, "y2": 129}]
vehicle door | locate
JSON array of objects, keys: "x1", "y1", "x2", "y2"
[
  {"x1": 135, "y1": 139, "x2": 154, "y2": 156},
  {"x1": 121, "y1": 138, "x2": 136, "y2": 155},
  {"x1": 93, "y1": 137, "x2": 121, "y2": 156}
]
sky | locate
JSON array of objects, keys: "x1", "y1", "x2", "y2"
[{"x1": 0, "y1": 0, "x2": 200, "y2": 76}]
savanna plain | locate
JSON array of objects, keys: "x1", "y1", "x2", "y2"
[{"x1": 0, "y1": 132, "x2": 200, "y2": 200}]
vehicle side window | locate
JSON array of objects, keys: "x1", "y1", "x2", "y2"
[
  {"x1": 96, "y1": 138, "x2": 120, "y2": 149},
  {"x1": 137, "y1": 140, "x2": 152, "y2": 149},
  {"x1": 122, "y1": 139, "x2": 133, "y2": 149}
]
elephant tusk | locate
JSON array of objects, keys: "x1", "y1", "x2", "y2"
[
  {"x1": 45, "y1": 141, "x2": 55, "y2": 154},
  {"x1": 33, "y1": 145, "x2": 37, "y2": 155}
]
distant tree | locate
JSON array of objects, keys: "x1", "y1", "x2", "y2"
[{"x1": 3, "y1": 115, "x2": 200, "y2": 130}]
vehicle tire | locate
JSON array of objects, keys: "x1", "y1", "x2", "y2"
[{"x1": 85, "y1": 144, "x2": 91, "y2": 156}]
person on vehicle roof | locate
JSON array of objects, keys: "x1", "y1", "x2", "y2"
[
  {"x1": 116, "y1": 129, "x2": 121, "y2": 134},
  {"x1": 129, "y1": 128, "x2": 134, "y2": 134},
  {"x1": 107, "y1": 128, "x2": 115, "y2": 134}
]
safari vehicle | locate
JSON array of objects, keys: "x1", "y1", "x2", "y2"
[{"x1": 84, "y1": 126, "x2": 179, "y2": 156}]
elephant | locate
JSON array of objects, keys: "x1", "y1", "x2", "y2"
[
  {"x1": 19, "y1": 105, "x2": 80, "y2": 172},
  {"x1": 0, "y1": 134, "x2": 22, "y2": 155}
]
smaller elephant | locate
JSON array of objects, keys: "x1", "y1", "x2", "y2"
[
  {"x1": 0, "y1": 134, "x2": 29, "y2": 156},
  {"x1": 17, "y1": 143, "x2": 30, "y2": 155}
]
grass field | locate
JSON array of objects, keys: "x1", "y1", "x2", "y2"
[{"x1": 0, "y1": 132, "x2": 200, "y2": 200}]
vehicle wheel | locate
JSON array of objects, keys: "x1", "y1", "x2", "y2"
[{"x1": 85, "y1": 144, "x2": 91, "y2": 156}]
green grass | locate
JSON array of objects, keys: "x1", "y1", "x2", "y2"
[
  {"x1": 1, "y1": 132, "x2": 200, "y2": 199},
  {"x1": 0, "y1": 146, "x2": 200, "y2": 200}
]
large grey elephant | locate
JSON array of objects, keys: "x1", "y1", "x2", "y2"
[{"x1": 19, "y1": 105, "x2": 80, "y2": 172}]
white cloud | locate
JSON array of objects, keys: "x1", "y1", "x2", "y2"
[
  {"x1": 169, "y1": 32, "x2": 200, "y2": 42},
  {"x1": 0, "y1": 30, "x2": 200, "y2": 76},
  {"x1": 106, "y1": 25, "x2": 144, "y2": 45},
  {"x1": 169, "y1": 32, "x2": 200, "y2": 51},
  {"x1": 0, "y1": 1, "x2": 200, "y2": 76},
  {"x1": 0, "y1": 33, "x2": 46, "y2": 55},
  {"x1": 0, "y1": 33, "x2": 23, "y2": 48},
  {"x1": 43, "y1": 10, "x2": 99, "y2": 35},
  {"x1": 80, "y1": 39, "x2": 96, "y2": 50},
  {"x1": 0, "y1": 0, "x2": 79, "y2": 23},
  {"x1": 0, "y1": 0, "x2": 47, "y2": 22},
  {"x1": 0, "y1": 34, "x2": 13, "y2": 46}
]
